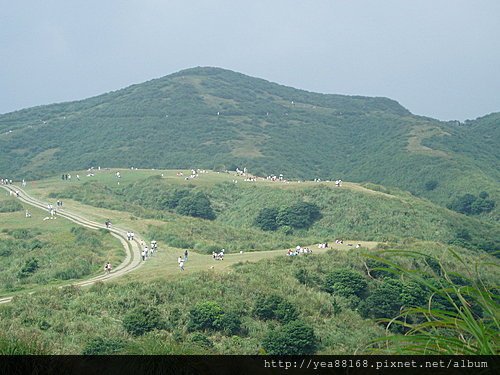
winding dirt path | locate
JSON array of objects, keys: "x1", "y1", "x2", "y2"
[{"x1": 0, "y1": 184, "x2": 144, "y2": 304}]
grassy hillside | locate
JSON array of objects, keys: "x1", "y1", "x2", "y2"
[
  {"x1": 0, "y1": 67, "x2": 497, "y2": 218},
  {"x1": 0, "y1": 240, "x2": 496, "y2": 355},
  {"x1": 0, "y1": 193, "x2": 124, "y2": 295},
  {"x1": 26, "y1": 169, "x2": 500, "y2": 255},
  {"x1": 1, "y1": 171, "x2": 497, "y2": 355}
]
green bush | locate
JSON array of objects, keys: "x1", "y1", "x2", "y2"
[
  {"x1": 424, "y1": 180, "x2": 438, "y2": 191},
  {"x1": 359, "y1": 279, "x2": 403, "y2": 320},
  {"x1": 122, "y1": 306, "x2": 164, "y2": 336},
  {"x1": 187, "y1": 301, "x2": 224, "y2": 332},
  {"x1": 324, "y1": 268, "x2": 368, "y2": 298},
  {"x1": 189, "y1": 332, "x2": 214, "y2": 349},
  {"x1": 82, "y1": 337, "x2": 125, "y2": 355},
  {"x1": 254, "y1": 207, "x2": 279, "y2": 231},
  {"x1": 253, "y1": 294, "x2": 297, "y2": 323},
  {"x1": 262, "y1": 320, "x2": 317, "y2": 355},
  {"x1": 215, "y1": 311, "x2": 242, "y2": 335},
  {"x1": 176, "y1": 192, "x2": 216, "y2": 220},
  {"x1": 187, "y1": 301, "x2": 241, "y2": 335},
  {"x1": 276, "y1": 202, "x2": 321, "y2": 229},
  {"x1": 448, "y1": 193, "x2": 495, "y2": 215},
  {"x1": 17, "y1": 258, "x2": 39, "y2": 278}
]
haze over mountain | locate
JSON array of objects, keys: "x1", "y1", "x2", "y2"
[{"x1": 0, "y1": 67, "x2": 498, "y2": 217}]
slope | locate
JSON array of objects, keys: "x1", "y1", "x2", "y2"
[{"x1": 0, "y1": 67, "x2": 498, "y2": 217}]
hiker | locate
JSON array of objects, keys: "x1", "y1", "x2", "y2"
[
  {"x1": 144, "y1": 246, "x2": 149, "y2": 258},
  {"x1": 104, "y1": 262, "x2": 112, "y2": 274},
  {"x1": 141, "y1": 249, "x2": 146, "y2": 261},
  {"x1": 130, "y1": 232, "x2": 135, "y2": 240},
  {"x1": 178, "y1": 256, "x2": 184, "y2": 271},
  {"x1": 127, "y1": 231, "x2": 131, "y2": 241},
  {"x1": 184, "y1": 249, "x2": 188, "y2": 262},
  {"x1": 25, "y1": 210, "x2": 31, "y2": 218}
]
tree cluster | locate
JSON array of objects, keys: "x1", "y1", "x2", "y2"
[{"x1": 254, "y1": 202, "x2": 321, "y2": 232}]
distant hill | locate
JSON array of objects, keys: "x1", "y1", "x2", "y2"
[{"x1": 0, "y1": 67, "x2": 498, "y2": 218}]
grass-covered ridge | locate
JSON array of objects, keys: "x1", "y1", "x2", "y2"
[
  {"x1": 42, "y1": 169, "x2": 499, "y2": 255},
  {"x1": 0, "y1": 67, "x2": 498, "y2": 218}
]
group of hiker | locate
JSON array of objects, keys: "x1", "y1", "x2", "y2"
[
  {"x1": 212, "y1": 249, "x2": 225, "y2": 261},
  {"x1": 141, "y1": 240, "x2": 158, "y2": 261},
  {"x1": 287, "y1": 246, "x2": 313, "y2": 256}
]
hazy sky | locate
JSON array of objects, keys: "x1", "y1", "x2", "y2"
[{"x1": 1, "y1": 0, "x2": 499, "y2": 120}]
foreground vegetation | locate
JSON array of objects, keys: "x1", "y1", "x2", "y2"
[{"x1": 0, "y1": 241, "x2": 496, "y2": 355}]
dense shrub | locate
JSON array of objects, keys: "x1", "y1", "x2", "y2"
[
  {"x1": 254, "y1": 207, "x2": 279, "y2": 231},
  {"x1": 359, "y1": 279, "x2": 403, "y2": 319},
  {"x1": 253, "y1": 294, "x2": 297, "y2": 323},
  {"x1": 187, "y1": 301, "x2": 224, "y2": 332},
  {"x1": 82, "y1": 337, "x2": 125, "y2": 355},
  {"x1": 262, "y1": 320, "x2": 317, "y2": 355},
  {"x1": 276, "y1": 202, "x2": 321, "y2": 229},
  {"x1": 400, "y1": 281, "x2": 429, "y2": 309},
  {"x1": 365, "y1": 258, "x2": 394, "y2": 279},
  {"x1": 187, "y1": 301, "x2": 241, "y2": 335},
  {"x1": 215, "y1": 311, "x2": 242, "y2": 335},
  {"x1": 189, "y1": 333, "x2": 214, "y2": 349},
  {"x1": 17, "y1": 258, "x2": 39, "y2": 278},
  {"x1": 324, "y1": 268, "x2": 368, "y2": 298},
  {"x1": 254, "y1": 202, "x2": 321, "y2": 232},
  {"x1": 176, "y1": 192, "x2": 216, "y2": 220},
  {"x1": 448, "y1": 193, "x2": 495, "y2": 215},
  {"x1": 122, "y1": 306, "x2": 164, "y2": 336}
]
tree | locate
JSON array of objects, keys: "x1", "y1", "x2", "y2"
[
  {"x1": 17, "y1": 258, "x2": 39, "y2": 278},
  {"x1": 253, "y1": 294, "x2": 297, "y2": 323},
  {"x1": 276, "y1": 202, "x2": 321, "y2": 229},
  {"x1": 254, "y1": 207, "x2": 279, "y2": 231},
  {"x1": 188, "y1": 301, "x2": 241, "y2": 335},
  {"x1": 176, "y1": 192, "x2": 216, "y2": 220},
  {"x1": 324, "y1": 268, "x2": 368, "y2": 298},
  {"x1": 448, "y1": 193, "x2": 495, "y2": 215},
  {"x1": 262, "y1": 320, "x2": 317, "y2": 355},
  {"x1": 359, "y1": 279, "x2": 403, "y2": 319},
  {"x1": 122, "y1": 306, "x2": 163, "y2": 336},
  {"x1": 187, "y1": 301, "x2": 224, "y2": 332}
]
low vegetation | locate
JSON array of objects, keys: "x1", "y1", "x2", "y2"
[{"x1": 0, "y1": 241, "x2": 496, "y2": 355}]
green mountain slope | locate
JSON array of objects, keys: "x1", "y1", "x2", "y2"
[{"x1": 0, "y1": 67, "x2": 498, "y2": 217}]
